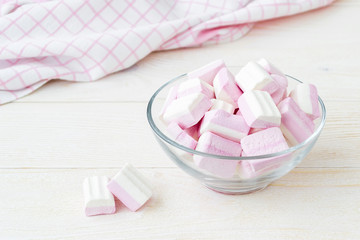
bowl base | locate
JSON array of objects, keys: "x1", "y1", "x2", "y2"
[{"x1": 205, "y1": 184, "x2": 268, "y2": 195}]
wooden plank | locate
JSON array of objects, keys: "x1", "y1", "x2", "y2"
[
  {"x1": 0, "y1": 168, "x2": 359, "y2": 239},
  {"x1": 0, "y1": 102, "x2": 358, "y2": 168}
]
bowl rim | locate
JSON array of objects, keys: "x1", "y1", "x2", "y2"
[{"x1": 147, "y1": 73, "x2": 326, "y2": 160}]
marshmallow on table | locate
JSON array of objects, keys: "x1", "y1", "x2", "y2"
[
  {"x1": 278, "y1": 97, "x2": 315, "y2": 146},
  {"x1": 162, "y1": 92, "x2": 212, "y2": 128},
  {"x1": 235, "y1": 61, "x2": 279, "y2": 94},
  {"x1": 213, "y1": 67, "x2": 242, "y2": 108},
  {"x1": 210, "y1": 99, "x2": 235, "y2": 114},
  {"x1": 237, "y1": 90, "x2": 281, "y2": 128},
  {"x1": 177, "y1": 78, "x2": 215, "y2": 99},
  {"x1": 289, "y1": 83, "x2": 320, "y2": 120},
  {"x1": 107, "y1": 163, "x2": 152, "y2": 212},
  {"x1": 83, "y1": 176, "x2": 116, "y2": 216},
  {"x1": 187, "y1": 59, "x2": 226, "y2": 85},
  {"x1": 194, "y1": 132, "x2": 242, "y2": 178},
  {"x1": 239, "y1": 127, "x2": 289, "y2": 176},
  {"x1": 167, "y1": 122, "x2": 197, "y2": 149},
  {"x1": 199, "y1": 109, "x2": 250, "y2": 142}
]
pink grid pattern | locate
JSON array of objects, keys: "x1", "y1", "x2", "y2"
[{"x1": 0, "y1": 0, "x2": 334, "y2": 104}]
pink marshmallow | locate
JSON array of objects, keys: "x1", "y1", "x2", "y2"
[
  {"x1": 237, "y1": 90, "x2": 281, "y2": 128},
  {"x1": 241, "y1": 127, "x2": 289, "y2": 156},
  {"x1": 167, "y1": 122, "x2": 197, "y2": 149},
  {"x1": 85, "y1": 206, "x2": 116, "y2": 217},
  {"x1": 278, "y1": 97, "x2": 315, "y2": 146},
  {"x1": 249, "y1": 128, "x2": 263, "y2": 135},
  {"x1": 257, "y1": 58, "x2": 286, "y2": 78},
  {"x1": 213, "y1": 67, "x2": 242, "y2": 108},
  {"x1": 177, "y1": 78, "x2": 215, "y2": 99},
  {"x1": 184, "y1": 122, "x2": 200, "y2": 141},
  {"x1": 239, "y1": 127, "x2": 289, "y2": 176},
  {"x1": 194, "y1": 132, "x2": 242, "y2": 178},
  {"x1": 199, "y1": 109, "x2": 250, "y2": 142},
  {"x1": 187, "y1": 59, "x2": 226, "y2": 85},
  {"x1": 160, "y1": 84, "x2": 179, "y2": 116},
  {"x1": 270, "y1": 74, "x2": 288, "y2": 105},
  {"x1": 163, "y1": 93, "x2": 212, "y2": 128},
  {"x1": 271, "y1": 73, "x2": 288, "y2": 89},
  {"x1": 107, "y1": 163, "x2": 152, "y2": 212},
  {"x1": 289, "y1": 83, "x2": 320, "y2": 120},
  {"x1": 271, "y1": 87, "x2": 287, "y2": 105}
]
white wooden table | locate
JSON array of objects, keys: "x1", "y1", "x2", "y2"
[{"x1": 1, "y1": 1, "x2": 359, "y2": 239}]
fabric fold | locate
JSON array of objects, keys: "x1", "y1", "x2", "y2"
[{"x1": 0, "y1": 0, "x2": 334, "y2": 104}]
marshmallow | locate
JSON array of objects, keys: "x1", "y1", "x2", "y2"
[
  {"x1": 240, "y1": 127, "x2": 289, "y2": 175},
  {"x1": 257, "y1": 58, "x2": 285, "y2": 77},
  {"x1": 167, "y1": 122, "x2": 197, "y2": 149},
  {"x1": 213, "y1": 67, "x2": 242, "y2": 108},
  {"x1": 278, "y1": 97, "x2": 315, "y2": 146},
  {"x1": 160, "y1": 84, "x2": 178, "y2": 117},
  {"x1": 271, "y1": 73, "x2": 288, "y2": 89},
  {"x1": 163, "y1": 93, "x2": 212, "y2": 128},
  {"x1": 289, "y1": 83, "x2": 320, "y2": 120},
  {"x1": 83, "y1": 176, "x2": 116, "y2": 216},
  {"x1": 237, "y1": 90, "x2": 281, "y2": 128},
  {"x1": 194, "y1": 132, "x2": 242, "y2": 178},
  {"x1": 249, "y1": 128, "x2": 263, "y2": 135},
  {"x1": 270, "y1": 74, "x2": 288, "y2": 104},
  {"x1": 241, "y1": 127, "x2": 289, "y2": 156},
  {"x1": 177, "y1": 78, "x2": 215, "y2": 99},
  {"x1": 271, "y1": 87, "x2": 287, "y2": 105},
  {"x1": 199, "y1": 109, "x2": 250, "y2": 142},
  {"x1": 107, "y1": 163, "x2": 152, "y2": 212},
  {"x1": 184, "y1": 123, "x2": 200, "y2": 141},
  {"x1": 235, "y1": 61, "x2": 279, "y2": 94},
  {"x1": 187, "y1": 59, "x2": 226, "y2": 85},
  {"x1": 210, "y1": 99, "x2": 235, "y2": 114}
]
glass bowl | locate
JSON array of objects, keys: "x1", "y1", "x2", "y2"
[{"x1": 147, "y1": 73, "x2": 326, "y2": 194}]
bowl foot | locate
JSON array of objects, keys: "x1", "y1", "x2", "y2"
[{"x1": 205, "y1": 184, "x2": 268, "y2": 195}]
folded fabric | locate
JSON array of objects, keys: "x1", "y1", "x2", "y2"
[{"x1": 0, "y1": 0, "x2": 334, "y2": 104}]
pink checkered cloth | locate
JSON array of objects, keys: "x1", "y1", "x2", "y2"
[{"x1": 0, "y1": 0, "x2": 333, "y2": 104}]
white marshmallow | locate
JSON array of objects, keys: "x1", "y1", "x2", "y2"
[
  {"x1": 237, "y1": 90, "x2": 281, "y2": 128},
  {"x1": 83, "y1": 176, "x2": 116, "y2": 216},
  {"x1": 289, "y1": 83, "x2": 320, "y2": 120},
  {"x1": 163, "y1": 93, "x2": 212, "y2": 128},
  {"x1": 210, "y1": 99, "x2": 235, "y2": 114},
  {"x1": 235, "y1": 61, "x2": 279, "y2": 94},
  {"x1": 177, "y1": 78, "x2": 214, "y2": 99}
]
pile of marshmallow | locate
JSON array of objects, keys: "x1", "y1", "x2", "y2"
[
  {"x1": 160, "y1": 59, "x2": 320, "y2": 178},
  {"x1": 83, "y1": 163, "x2": 152, "y2": 216}
]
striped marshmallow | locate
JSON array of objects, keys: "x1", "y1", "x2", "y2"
[
  {"x1": 187, "y1": 59, "x2": 226, "y2": 86},
  {"x1": 235, "y1": 61, "x2": 279, "y2": 94},
  {"x1": 107, "y1": 163, "x2": 152, "y2": 212},
  {"x1": 163, "y1": 93, "x2": 212, "y2": 128},
  {"x1": 289, "y1": 83, "x2": 320, "y2": 120},
  {"x1": 83, "y1": 176, "x2": 116, "y2": 217},
  {"x1": 210, "y1": 98, "x2": 236, "y2": 114},
  {"x1": 177, "y1": 78, "x2": 215, "y2": 99},
  {"x1": 237, "y1": 90, "x2": 281, "y2": 128}
]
